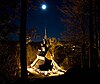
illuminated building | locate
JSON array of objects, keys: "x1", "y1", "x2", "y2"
[{"x1": 27, "y1": 28, "x2": 67, "y2": 76}]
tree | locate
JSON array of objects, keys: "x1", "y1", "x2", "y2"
[
  {"x1": 0, "y1": 0, "x2": 20, "y2": 41},
  {"x1": 47, "y1": 37, "x2": 62, "y2": 57},
  {"x1": 19, "y1": 0, "x2": 28, "y2": 81},
  {"x1": 58, "y1": 0, "x2": 89, "y2": 68},
  {"x1": 26, "y1": 27, "x2": 40, "y2": 44},
  {"x1": 58, "y1": 0, "x2": 100, "y2": 68},
  {"x1": 88, "y1": 0, "x2": 100, "y2": 68},
  {"x1": 0, "y1": 0, "x2": 21, "y2": 83}
]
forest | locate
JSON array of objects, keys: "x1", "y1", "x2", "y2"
[{"x1": 0, "y1": 0, "x2": 100, "y2": 83}]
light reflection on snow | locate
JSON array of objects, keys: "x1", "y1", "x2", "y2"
[{"x1": 27, "y1": 67, "x2": 67, "y2": 77}]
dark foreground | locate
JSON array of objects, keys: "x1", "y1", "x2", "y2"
[{"x1": 12, "y1": 67, "x2": 100, "y2": 84}]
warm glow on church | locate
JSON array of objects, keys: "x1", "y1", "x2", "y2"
[{"x1": 27, "y1": 28, "x2": 67, "y2": 77}]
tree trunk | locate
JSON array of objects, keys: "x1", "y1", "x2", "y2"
[
  {"x1": 89, "y1": 0, "x2": 95, "y2": 68},
  {"x1": 81, "y1": 22, "x2": 87, "y2": 68},
  {"x1": 95, "y1": 0, "x2": 100, "y2": 67},
  {"x1": 20, "y1": 0, "x2": 27, "y2": 81},
  {"x1": 80, "y1": 0, "x2": 87, "y2": 69}
]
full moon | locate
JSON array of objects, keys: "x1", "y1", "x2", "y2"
[{"x1": 41, "y1": 4, "x2": 47, "y2": 10}]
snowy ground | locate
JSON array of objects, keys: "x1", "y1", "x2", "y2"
[{"x1": 27, "y1": 67, "x2": 67, "y2": 77}]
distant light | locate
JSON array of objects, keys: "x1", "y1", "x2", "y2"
[{"x1": 41, "y1": 4, "x2": 47, "y2": 10}]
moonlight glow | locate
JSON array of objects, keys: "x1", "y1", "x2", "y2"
[{"x1": 41, "y1": 4, "x2": 47, "y2": 10}]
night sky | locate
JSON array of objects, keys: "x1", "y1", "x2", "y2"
[{"x1": 26, "y1": 0, "x2": 65, "y2": 41}]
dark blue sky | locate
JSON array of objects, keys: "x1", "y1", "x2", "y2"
[{"x1": 26, "y1": 0, "x2": 65, "y2": 41}]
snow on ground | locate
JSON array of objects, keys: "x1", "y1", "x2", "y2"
[{"x1": 27, "y1": 67, "x2": 67, "y2": 77}]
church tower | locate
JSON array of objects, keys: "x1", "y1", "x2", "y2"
[
  {"x1": 44, "y1": 27, "x2": 47, "y2": 39},
  {"x1": 43, "y1": 27, "x2": 47, "y2": 45},
  {"x1": 41, "y1": 27, "x2": 48, "y2": 54}
]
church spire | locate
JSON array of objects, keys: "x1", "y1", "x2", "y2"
[{"x1": 44, "y1": 27, "x2": 47, "y2": 39}]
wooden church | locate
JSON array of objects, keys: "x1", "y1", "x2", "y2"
[{"x1": 27, "y1": 28, "x2": 67, "y2": 76}]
